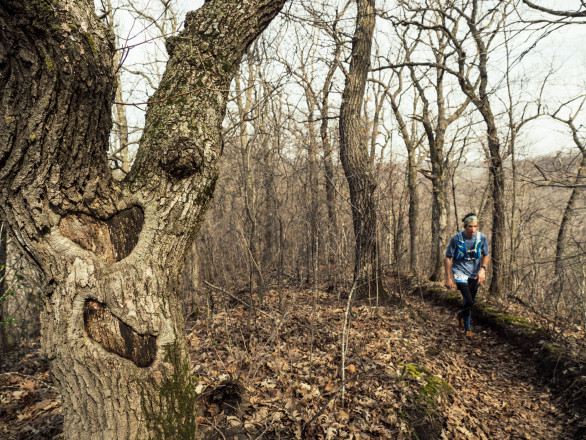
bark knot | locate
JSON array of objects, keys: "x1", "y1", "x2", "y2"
[
  {"x1": 59, "y1": 206, "x2": 144, "y2": 264},
  {"x1": 83, "y1": 299, "x2": 156, "y2": 368},
  {"x1": 159, "y1": 136, "x2": 206, "y2": 179}
]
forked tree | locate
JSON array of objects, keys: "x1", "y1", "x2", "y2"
[{"x1": 0, "y1": 0, "x2": 286, "y2": 437}]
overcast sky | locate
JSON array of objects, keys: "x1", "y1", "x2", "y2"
[{"x1": 112, "y1": 0, "x2": 586, "y2": 160}]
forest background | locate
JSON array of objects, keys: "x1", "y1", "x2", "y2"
[
  {"x1": 2, "y1": 0, "x2": 585, "y2": 366},
  {"x1": 0, "y1": 0, "x2": 585, "y2": 438}
]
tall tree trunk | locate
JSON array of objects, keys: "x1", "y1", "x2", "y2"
[
  {"x1": 554, "y1": 150, "x2": 586, "y2": 292},
  {"x1": 453, "y1": 0, "x2": 506, "y2": 297},
  {"x1": 406, "y1": 148, "x2": 419, "y2": 272},
  {"x1": 508, "y1": 129, "x2": 519, "y2": 293},
  {"x1": 235, "y1": 58, "x2": 263, "y2": 302},
  {"x1": 413, "y1": 59, "x2": 468, "y2": 282},
  {"x1": 386, "y1": 80, "x2": 420, "y2": 274},
  {"x1": 321, "y1": 51, "x2": 339, "y2": 281},
  {"x1": 487, "y1": 128, "x2": 506, "y2": 297},
  {"x1": 0, "y1": 1, "x2": 285, "y2": 437},
  {"x1": 262, "y1": 126, "x2": 278, "y2": 275},
  {"x1": 339, "y1": 0, "x2": 382, "y2": 299},
  {"x1": 391, "y1": 187, "x2": 407, "y2": 270},
  {"x1": 305, "y1": 94, "x2": 319, "y2": 284},
  {"x1": 322, "y1": 119, "x2": 338, "y2": 275},
  {"x1": 428, "y1": 130, "x2": 448, "y2": 282}
]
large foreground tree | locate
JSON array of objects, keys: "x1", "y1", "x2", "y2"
[{"x1": 0, "y1": 0, "x2": 285, "y2": 437}]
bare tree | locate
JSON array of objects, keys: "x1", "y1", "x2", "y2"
[
  {"x1": 371, "y1": 41, "x2": 426, "y2": 273},
  {"x1": 0, "y1": 0, "x2": 286, "y2": 437},
  {"x1": 549, "y1": 99, "x2": 586, "y2": 294},
  {"x1": 339, "y1": 0, "x2": 384, "y2": 298},
  {"x1": 287, "y1": 2, "x2": 349, "y2": 284},
  {"x1": 234, "y1": 47, "x2": 266, "y2": 302},
  {"x1": 404, "y1": 20, "x2": 471, "y2": 281},
  {"x1": 501, "y1": 26, "x2": 547, "y2": 293},
  {"x1": 422, "y1": 0, "x2": 508, "y2": 295}
]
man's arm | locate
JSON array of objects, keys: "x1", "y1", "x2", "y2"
[
  {"x1": 476, "y1": 255, "x2": 490, "y2": 284},
  {"x1": 445, "y1": 257, "x2": 454, "y2": 290}
]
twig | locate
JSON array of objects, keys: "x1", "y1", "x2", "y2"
[
  {"x1": 341, "y1": 281, "x2": 357, "y2": 405},
  {"x1": 203, "y1": 281, "x2": 272, "y2": 319}
]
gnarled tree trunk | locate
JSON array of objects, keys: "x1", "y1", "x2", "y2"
[
  {"x1": 0, "y1": 0, "x2": 285, "y2": 438},
  {"x1": 487, "y1": 128, "x2": 506, "y2": 297}
]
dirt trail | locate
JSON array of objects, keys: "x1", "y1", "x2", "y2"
[{"x1": 401, "y1": 290, "x2": 583, "y2": 439}]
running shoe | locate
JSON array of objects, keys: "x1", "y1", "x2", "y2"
[{"x1": 456, "y1": 311, "x2": 464, "y2": 330}]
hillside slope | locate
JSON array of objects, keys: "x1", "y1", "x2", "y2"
[
  {"x1": 1, "y1": 280, "x2": 584, "y2": 439},
  {"x1": 187, "y1": 282, "x2": 584, "y2": 439}
]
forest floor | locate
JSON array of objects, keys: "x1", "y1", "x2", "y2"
[{"x1": 1, "y1": 277, "x2": 585, "y2": 439}]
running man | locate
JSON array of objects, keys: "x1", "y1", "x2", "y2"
[{"x1": 445, "y1": 213, "x2": 490, "y2": 339}]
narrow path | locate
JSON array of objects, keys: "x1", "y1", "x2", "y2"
[{"x1": 401, "y1": 291, "x2": 582, "y2": 440}]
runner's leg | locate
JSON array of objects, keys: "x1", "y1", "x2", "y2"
[
  {"x1": 466, "y1": 277, "x2": 479, "y2": 331},
  {"x1": 457, "y1": 282, "x2": 473, "y2": 331}
]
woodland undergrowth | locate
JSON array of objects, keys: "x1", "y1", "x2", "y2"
[{"x1": 1, "y1": 278, "x2": 585, "y2": 439}]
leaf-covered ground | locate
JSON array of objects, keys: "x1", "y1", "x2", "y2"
[
  {"x1": 1, "y1": 280, "x2": 584, "y2": 439},
  {"x1": 0, "y1": 341, "x2": 62, "y2": 439}
]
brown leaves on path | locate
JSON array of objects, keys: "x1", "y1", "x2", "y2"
[
  {"x1": 0, "y1": 341, "x2": 62, "y2": 440},
  {"x1": 0, "y1": 283, "x2": 582, "y2": 439},
  {"x1": 189, "y1": 285, "x2": 581, "y2": 439}
]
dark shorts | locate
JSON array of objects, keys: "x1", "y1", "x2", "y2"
[{"x1": 457, "y1": 277, "x2": 479, "y2": 315}]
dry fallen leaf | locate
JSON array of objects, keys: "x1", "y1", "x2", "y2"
[
  {"x1": 345, "y1": 364, "x2": 357, "y2": 374},
  {"x1": 336, "y1": 410, "x2": 350, "y2": 422}
]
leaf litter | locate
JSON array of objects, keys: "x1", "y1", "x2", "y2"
[
  {"x1": 0, "y1": 281, "x2": 583, "y2": 439},
  {"x1": 189, "y1": 284, "x2": 583, "y2": 439}
]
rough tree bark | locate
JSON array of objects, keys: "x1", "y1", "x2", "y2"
[
  {"x1": 0, "y1": 0, "x2": 285, "y2": 438},
  {"x1": 0, "y1": 222, "x2": 7, "y2": 351},
  {"x1": 339, "y1": 0, "x2": 383, "y2": 299}
]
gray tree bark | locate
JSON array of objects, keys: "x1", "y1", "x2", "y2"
[
  {"x1": 0, "y1": 222, "x2": 7, "y2": 351},
  {"x1": 339, "y1": 0, "x2": 383, "y2": 299},
  {"x1": 0, "y1": 0, "x2": 285, "y2": 438},
  {"x1": 463, "y1": 6, "x2": 507, "y2": 297}
]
